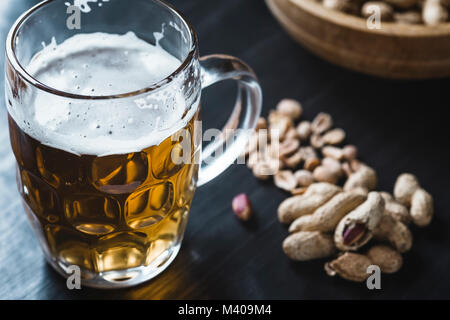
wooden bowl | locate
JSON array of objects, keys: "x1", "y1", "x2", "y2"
[{"x1": 266, "y1": 0, "x2": 450, "y2": 79}]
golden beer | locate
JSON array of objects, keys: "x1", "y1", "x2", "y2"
[{"x1": 9, "y1": 112, "x2": 199, "y2": 274}]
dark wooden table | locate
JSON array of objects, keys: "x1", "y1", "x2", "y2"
[{"x1": 1, "y1": 0, "x2": 449, "y2": 300}]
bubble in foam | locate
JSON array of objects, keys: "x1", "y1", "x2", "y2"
[{"x1": 8, "y1": 32, "x2": 199, "y2": 157}]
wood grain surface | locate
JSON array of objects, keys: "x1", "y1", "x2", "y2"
[{"x1": 0, "y1": 0, "x2": 449, "y2": 300}]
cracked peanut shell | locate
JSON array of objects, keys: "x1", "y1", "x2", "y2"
[
  {"x1": 334, "y1": 192, "x2": 385, "y2": 251},
  {"x1": 325, "y1": 252, "x2": 372, "y2": 282}
]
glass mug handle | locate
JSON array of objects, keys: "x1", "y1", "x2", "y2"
[{"x1": 197, "y1": 54, "x2": 263, "y2": 186}]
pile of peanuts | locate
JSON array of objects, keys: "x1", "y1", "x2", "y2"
[
  {"x1": 321, "y1": 0, "x2": 449, "y2": 26},
  {"x1": 242, "y1": 99, "x2": 434, "y2": 282}
]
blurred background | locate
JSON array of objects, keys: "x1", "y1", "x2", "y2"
[{"x1": 0, "y1": 0, "x2": 449, "y2": 299}]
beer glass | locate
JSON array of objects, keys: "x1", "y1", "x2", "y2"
[{"x1": 5, "y1": 0, "x2": 262, "y2": 288}]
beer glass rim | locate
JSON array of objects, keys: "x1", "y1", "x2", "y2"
[{"x1": 5, "y1": 0, "x2": 199, "y2": 101}]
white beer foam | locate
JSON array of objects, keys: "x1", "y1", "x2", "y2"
[{"x1": 10, "y1": 32, "x2": 198, "y2": 156}]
